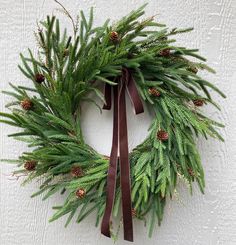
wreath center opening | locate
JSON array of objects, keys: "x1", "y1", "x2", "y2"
[{"x1": 80, "y1": 94, "x2": 152, "y2": 155}]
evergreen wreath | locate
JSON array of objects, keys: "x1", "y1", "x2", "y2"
[{"x1": 0, "y1": 3, "x2": 225, "y2": 242}]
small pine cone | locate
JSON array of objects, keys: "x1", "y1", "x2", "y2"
[
  {"x1": 187, "y1": 66, "x2": 198, "y2": 74},
  {"x1": 159, "y1": 49, "x2": 170, "y2": 57},
  {"x1": 188, "y1": 168, "x2": 195, "y2": 177},
  {"x1": 157, "y1": 130, "x2": 169, "y2": 141},
  {"x1": 71, "y1": 166, "x2": 83, "y2": 178},
  {"x1": 193, "y1": 99, "x2": 204, "y2": 107},
  {"x1": 63, "y1": 48, "x2": 69, "y2": 57},
  {"x1": 148, "y1": 88, "x2": 161, "y2": 97},
  {"x1": 131, "y1": 208, "x2": 137, "y2": 217},
  {"x1": 35, "y1": 73, "x2": 45, "y2": 84},
  {"x1": 20, "y1": 99, "x2": 33, "y2": 110},
  {"x1": 109, "y1": 31, "x2": 119, "y2": 42},
  {"x1": 24, "y1": 160, "x2": 37, "y2": 171},
  {"x1": 75, "y1": 188, "x2": 86, "y2": 199},
  {"x1": 109, "y1": 220, "x2": 113, "y2": 227}
]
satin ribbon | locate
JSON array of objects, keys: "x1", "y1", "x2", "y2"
[{"x1": 101, "y1": 67, "x2": 144, "y2": 242}]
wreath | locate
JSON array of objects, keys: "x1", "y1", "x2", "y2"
[{"x1": 0, "y1": 3, "x2": 225, "y2": 242}]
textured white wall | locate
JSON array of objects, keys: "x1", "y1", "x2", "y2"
[{"x1": 0, "y1": 0, "x2": 235, "y2": 244}]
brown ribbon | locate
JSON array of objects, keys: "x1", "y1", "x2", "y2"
[{"x1": 101, "y1": 67, "x2": 144, "y2": 242}]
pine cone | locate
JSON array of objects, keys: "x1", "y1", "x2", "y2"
[
  {"x1": 187, "y1": 66, "x2": 198, "y2": 74},
  {"x1": 20, "y1": 99, "x2": 33, "y2": 110},
  {"x1": 109, "y1": 31, "x2": 119, "y2": 42},
  {"x1": 63, "y1": 48, "x2": 69, "y2": 57},
  {"x1": 24, "y1": 160, "x2": 37, "y2": 171},
  {"x1": 188, "y1": 168, "x2": 195, "y2": 177},
  {"x1": 159, "y1": 49, "x2": 170, "y2": 57},
  {"x1": 35, "y1": 73, "x2": 45, "y2": 84},
  {"x1": 157, "y1": 130, "x2": 169, "y2": 141},
  {"x1": 193, "y1": 99, "x2": 204, "y2": 107},
  {"x1": 75, "y1": 188, "x2": 86, "y2": 199},
  {"x1": 71, "y1": 166, "x2": 83, "y2": 178},
  {"x1": 148, "y1": 88, "x2": 161, "y2": 97},
  {"x1": 131, "y1": 208, "x2": 137, "y2": 217}
]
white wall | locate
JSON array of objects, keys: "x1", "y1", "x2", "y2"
[{"x1": 0, "y1": 0, "x2": 235, "y2": 244}]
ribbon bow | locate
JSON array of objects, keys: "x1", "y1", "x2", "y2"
[{"x1": 101, "y1": 67, "x2": 144, "y2": 242}]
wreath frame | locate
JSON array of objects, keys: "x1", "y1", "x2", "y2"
[{"x1": 0, "y1": 3, "x2": 225, "y2": 241}]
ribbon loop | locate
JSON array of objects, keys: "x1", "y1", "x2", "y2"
[{"x1": 101, "y1": 68, "x2": 144, "y2": 242}]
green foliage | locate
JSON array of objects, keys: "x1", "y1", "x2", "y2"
[{"x1": 0, "y1": 3, "x2": 224, "y2": 239}]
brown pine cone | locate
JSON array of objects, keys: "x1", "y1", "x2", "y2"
[
  {"x1": 75, "y1": 188, "x2": 86, "y2": 199},
  {"x1": 63, "y1": 48, "x2": 69, "y2": 57},
  {"x1": 24, "y1": 160, "x2": 37, "y2": 171},
  {"x1": 159, "y1": 49, "x2": 170, "y2": 57},
  {"x1": 157, "y1": 130, "x2": 169, "y2": 141},
  {"x1": 71, "y1": 166, "x2": 83, "y2": 178},
  {"x1": 188, "y1": 168, "x2": 195, "y2": 177},
  {"x1": 193, "y1": 99, "x2": 204, "y2": 107},
  {"x1": 20, "y1": 99, "x2": 33, "y2": 110},
  {"x1": 109, "y1": 31, "x2": 119, "y2": 42},
  {"x1": 131, "y1": 208, "x2": 137, "y2": 217},
  {"x1": 148, "y1": 88, "x2": 161, "y2": 97},
  {"x1": 35, "y1": 73, "x2": 45, "y2": 84}
]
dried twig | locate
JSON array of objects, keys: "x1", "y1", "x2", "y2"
[{"x1": 54, "y1": 0, "x2": 77, "y2": 36}]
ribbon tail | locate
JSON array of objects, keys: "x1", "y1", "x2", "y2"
[
  {"x1": 125, "y1": 68, "x2": 144, "y2": 115},
  {"x1": 101, "y1": 85, "x2": 119, "y2": 238},
  {"x1": 118, "y1": 79, "x2": 134, "y2": 242},
  {"x1": 101, "y1": 69, "x2": 143, "y2": 242}
]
